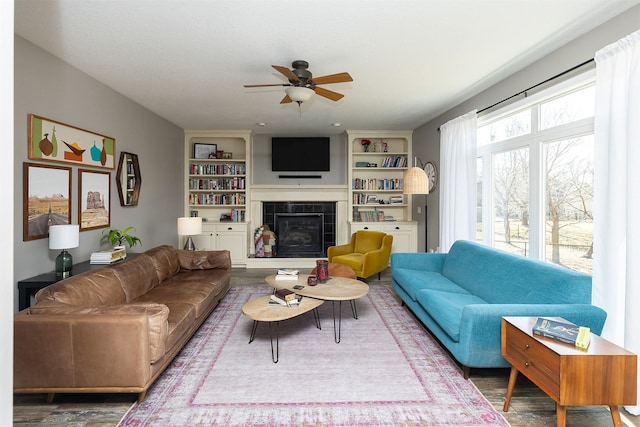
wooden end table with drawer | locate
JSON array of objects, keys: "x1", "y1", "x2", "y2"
[{"x1": 501, "y1": 316, "x2": 637, "y2": 427}]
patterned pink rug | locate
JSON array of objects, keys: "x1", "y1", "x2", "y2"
[{"x1": 118, "y1": 285, "x2": 509, "y2": 426}]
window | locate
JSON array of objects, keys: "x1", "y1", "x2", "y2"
[{"x1": 477, "y1": 72, "x2": 595, "y2": 274}]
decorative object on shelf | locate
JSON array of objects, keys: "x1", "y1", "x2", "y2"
[
  {"x1": 316, "y1": 259, "x2": 329, "y2": 283},
  {"x1": 222, "y1": 152, "x2": 233, "y2": 159},
  {"x1": 424, "y1": 161, "x2": 438, "y2": 192},
  {"x1": 177, "y1": 217, "x2": 202, "y2": 251},
  {"x1": 193, "y1": 143, "x2": 218, "y2": 159},
  {"x1": 381, "y1": 140, "x2": 389, "y2": 152},
  {"x1": 79, "y1": 169, "x2": 111, "y2": 231},
  {"x1": 361, "y1": 139, "x2": 371, "y2": 152},
  {"x1": 49, "y1": 224, "x2": 79, "y2": 278},
  {"x1": 23, "y1": 162, "x2": 72, "y2": 241},
  {"x1": 100, "y1": 226, "x2": 142, "y2": 250},
  {"x1": 403, "y1": 156, "x2": 430, "y2": 252},
  {"x1": 28, "y1": 114, "x2": 116, "y2": 169},
  {"x1": 116, "y1": 152, "x2": 141, "y2": 207}
]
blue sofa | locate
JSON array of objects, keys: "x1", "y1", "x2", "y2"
[{"x1": 391, "y1": 240, "x2": 607, "y2": 378}]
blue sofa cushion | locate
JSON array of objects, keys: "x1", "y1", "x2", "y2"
[
  {"x1": 393, "y1": 269, "x2": 470, "y2": 301},
  {"x1": 416, "y1": 289, "x2": 488, "y2": 342},
  {"x1": 441, "y1": 240, "x2": 592, "y2": 304}
]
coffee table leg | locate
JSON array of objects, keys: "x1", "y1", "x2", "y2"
[
  {"x1": 350, "y1": 300, "x2": 358, "y2": 319},
  {"x1": 313, "y1": 307, "x2": 322, "y2": 330},
  {"x1": 332, "y1": 301, "x2": 342, "y2": 343},
  {"x1": 249, "y1": 320, "x2": 259, "y2": 344},
  {"x1": 269, "y1": 321, "x2": 279, "y2": 363}
]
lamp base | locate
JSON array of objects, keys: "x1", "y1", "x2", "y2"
[
  {"x1": 183, "y1": 236, "x2": 196, "y2": 251},
  {"x1": 55, "y1": 249, "x2": 73, "y2": 278}
]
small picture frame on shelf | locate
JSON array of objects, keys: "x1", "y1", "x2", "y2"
[
  {"x1": 193, "y1": 143, "x2": 217, "y2": 159},
  {"x1": 216, "y1": 150, "x2": 224, "y2": 159},
  {"x1": 222, "y1": 152, "x2": 233, "y2": 159}
]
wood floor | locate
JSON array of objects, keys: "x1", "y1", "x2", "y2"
[{"x1": 13, "y1": 268, "x2": 640, "y2": 426}]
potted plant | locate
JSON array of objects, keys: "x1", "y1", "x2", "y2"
[{"x1": 100, "y1": 226, "x2": 142, "y2": 249}]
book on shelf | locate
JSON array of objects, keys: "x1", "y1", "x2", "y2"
[{"x1": 532, "y1": 317, "x2": 591, "y2": 350}]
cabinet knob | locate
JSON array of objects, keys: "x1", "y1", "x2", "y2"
[
  {"x1": 525, "y1": 344, "x2": 531, "y2": 349},
  {"x1": 363, "y1": 227, "x2": 369, "y2": 230},
  {"x1": 227, "y1": 227, "x2": 233, "y2": 230},
  {"x1": 395, "y1": 226, "x2": 400, "y2": 230},
  {"x1": 524, "y1": 361, "x2": 530, "y2": 367}
]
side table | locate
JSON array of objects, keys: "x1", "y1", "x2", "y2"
[
  {"x1": 17, "y1": 254, "x2": 138, "y2": 311},
  {"x1": 502, "y1": 316, "x2": 637, "y2": 427}
]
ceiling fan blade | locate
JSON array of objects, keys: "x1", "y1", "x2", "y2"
[
  {"x1": 280, "y1": 94, "x2": 293, "y2": 104},
  {"x1": 312, "y1": 72, "x2": 353, "y2": 85},
  {"x1": 272, "y1": 65, "x2": 300, "y2": 82},
  {"x1": 243, "y1": 83, "x2": 290, "y2": 88},
  {"x1": 314, "y1": 86, "x2": 344, "y2": 102}
]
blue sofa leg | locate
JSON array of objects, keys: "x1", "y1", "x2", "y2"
[{"x1": 463, "y1": 366, "x2": 471, "y2": 379}]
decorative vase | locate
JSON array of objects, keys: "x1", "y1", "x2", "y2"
[{"x1": 316, "y1": 259, "x2": 329, "y2": 283}]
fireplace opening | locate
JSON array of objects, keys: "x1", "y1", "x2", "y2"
[{"x1": 274, "y1": 213, "x2": 324, "y2": 258}]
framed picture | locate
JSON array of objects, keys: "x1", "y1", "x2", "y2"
[
  {"x1": 193, "y1": 143, "x2": 217, "y2": 159},
  {"x1": 216, "y1": 150, "x2": 224, "y2": 159},
  {"x1": 78, "y1": 169, "x2": 111, "y2": 231},
  {"x1": 28, "y1": 114, "x2": 116, "y2": 169},
  {"x1": 23, "y1": 162, "x2": 72, "y2": 241},
  {"x1": 222, "y1": 152, "x2": 233, "y2": 159}
]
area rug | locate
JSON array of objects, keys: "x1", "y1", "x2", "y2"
[{"x1": 118, "y1": 285, "x2": 509, "y2": 426}]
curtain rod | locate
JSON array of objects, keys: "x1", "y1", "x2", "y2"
[
  {"x1": 476, "y1": 58, "x2": 595, "y2": 114},
  {"x1": 437, "y1": 58, "x2": 595, "y2": 131}
]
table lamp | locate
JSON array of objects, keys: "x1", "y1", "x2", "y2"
[
  {"x1": 177, "y1": 217, "x2": 202, "y2": 251},
  {"x1": 49, "y1": 224, "x2": 80, "y2": 278}
]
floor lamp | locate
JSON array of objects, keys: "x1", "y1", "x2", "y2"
[{"x1": 403, "y1": 157, "x2": 429, "y2": 252}]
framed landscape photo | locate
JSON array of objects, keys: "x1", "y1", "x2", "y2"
[
  {"x1": 28, "y1": 114, "x2": 116, "y2": 169},
  {"x1": 193, "y1": 143, "x2": 217, "y2": 159},
  {"x1": 23, "y1": 162, "x2": 72, "y2": 241},
  {"x1": 78, "y1": 169, "x2": 111, "y2": 231}
]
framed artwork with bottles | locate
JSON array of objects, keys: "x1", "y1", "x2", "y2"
[{"x1": 28, "y1": 114, "x2": 116, "y2": 169}]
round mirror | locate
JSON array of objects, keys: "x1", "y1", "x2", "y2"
[{"x1": 116, "y1": 152, "x2": 141, "y2": 206}]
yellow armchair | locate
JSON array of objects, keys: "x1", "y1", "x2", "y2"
[{"x1": 327, "y1": 230, "x2": 393, "y2": 280}]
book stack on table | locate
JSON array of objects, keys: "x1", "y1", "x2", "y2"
[
  {"x1": 90, "y1": 247, "x2": 127, "y2": 264},
  {"x1": 270, "y1": 289, "x2": 301, "y2": 307},
  {"x1": 532, "y1": 317, "x2": 591, "y2": 350},
  {"x1": 274, "y1": 268, "x2": 299, "y2": 280}
]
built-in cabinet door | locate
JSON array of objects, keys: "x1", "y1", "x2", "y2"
[{"x1": 216, "y1": 224, "x2": 247, "y2": 265}]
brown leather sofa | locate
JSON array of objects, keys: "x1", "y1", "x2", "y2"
[{"x1": 14, "y1": 245, "x2": 231, "y2": 403}]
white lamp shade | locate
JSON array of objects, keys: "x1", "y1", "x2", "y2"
[
  {"x1": 49, "y1": 224, "x2": 80, "y2": 249},
  {"x1": 177, "y1": 217, "x2": 203, "y2": 236},
  {"x1": 285, "y1": 86, "x2": 315, "y2": 103},
  {"x1": 403, "y1": 167, "x2": 429, "y2": 195}
]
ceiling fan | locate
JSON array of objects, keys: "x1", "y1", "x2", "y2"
[{"x1": 244, "y1": 60, "x2": 353, "y2": 105}]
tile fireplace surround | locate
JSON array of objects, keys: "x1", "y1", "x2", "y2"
[{"x1": 247, "y1": 186, "x2": 349, "y2": 268}]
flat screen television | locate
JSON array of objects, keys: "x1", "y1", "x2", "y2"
[{"x1": 271, "y1": 137, "x2": 330, "y2": 172}]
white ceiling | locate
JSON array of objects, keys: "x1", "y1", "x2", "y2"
[{"x1": 14, "y1": 0, "x2": 640, "y2": 135}]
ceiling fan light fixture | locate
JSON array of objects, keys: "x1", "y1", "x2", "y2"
[{"x1": 285, "y1": 86, "x2": 314, "y2": 103}]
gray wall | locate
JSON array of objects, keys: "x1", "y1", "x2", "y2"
[
  {"x1": 412, "y1": 4, "x2": 640, "y2": 253},
  {"x1": 14, "y1": 36, "x2": 184, "y2": 311},
  {"x1": 252, "y1": 133, "x2": 347, "y2": 185}
]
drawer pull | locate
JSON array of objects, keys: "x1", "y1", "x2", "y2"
[
  {"x1": 363, "y1": 227, "x2": 369, "y2": 230},
  {"x1": 525, "y1": 344, "x2": 531, "y2": 349},
  {"x1": 395, "y1": 226, "x2": 400, "y2": 230},
  {"x1": 227, "y1": 227, "x2": 233, "y2": 230},
  {"x1": 524, "y1": 361, "x2": 530, "y2": 367}
]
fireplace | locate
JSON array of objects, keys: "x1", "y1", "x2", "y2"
[
  {"x1": 263, "y1": 202, "x2": 336, "y2": 258},
  {"x1": 274, "y1": 213, "x2": 323, "y2": 257}
]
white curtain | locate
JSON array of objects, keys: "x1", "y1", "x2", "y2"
[
  {"x1": 593, "y1": 30, "x2": 640, "y2": 416},
  {"x1": 439, "y1": 110, "x2": 477, "y2": 252}
]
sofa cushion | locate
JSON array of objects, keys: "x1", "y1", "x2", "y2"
[
  {"x1": 393, "y1": 268, "x2": 470, "y2": 301},
  {"x1": 35, "y1": 268, "x2": 127, "y2": 306},
  {"x1": 178, "y1": 249, "x2": 232, "y2": 271},
  {"x1": 110, "y1": 254, "x2": 160, "y2": 302},
  {"x1": 416, "y1": 289, "x2": 488, "y2": 342},
  {"x1": 441, "y1": 240, "x2": 592, "y2": 304},
  {"x1": 134, "y1": 269, "x2": 229, "y2": 318},
  {"x1": 27, "y1": 301, "x2": 169, "y2": 363},
  {"x1": 144, "y1": 245, "x2": 181, "y2": 282},
  {"x1": 162, "y1": 302, "x2": 197, "y2": 354},
  {"x1": 331, "y1": 253, "x2": 364, "y2": 272}
]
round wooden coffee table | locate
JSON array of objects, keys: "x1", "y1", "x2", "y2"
[
  {"x1": 265, "y1": 274, "x2": 369, "y2": 343},
  {"x1": 242, "y1": 295, "x2": 323, "y2": 363}
]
